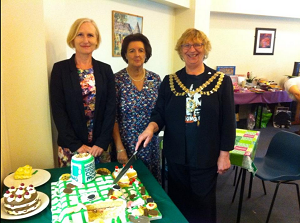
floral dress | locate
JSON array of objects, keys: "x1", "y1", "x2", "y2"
[
  {"x1": 58, "y1": 68, "x2": 110, "y2": 167},
  {"x1": 115, "y1": 68, "x2": 161, "y2": 182}
]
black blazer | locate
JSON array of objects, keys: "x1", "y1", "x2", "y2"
[
  {"x1": 150, "y1": 65, "x2": 236, "y2": 168},
  {"x1": 50, "y1": 54, "x2": 116, "y2": 152}
]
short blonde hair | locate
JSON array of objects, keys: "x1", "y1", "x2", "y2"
[
  {"x1": 175, "y1": 28, "x2": 212, "y2": 61},
  {"x1": 67, "y1": 18, "x2": 101, "y2": 49}
]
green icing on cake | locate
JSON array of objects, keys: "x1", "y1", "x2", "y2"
[{"x1": 51, "y1": 173, "x2": 162, "y2": 223}]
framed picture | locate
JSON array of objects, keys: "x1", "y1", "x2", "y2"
[
  {"x1": 216, "y1": 66, "x2": 236, "y2": 75},
  {"x1": 292, "y1": 62, "x2": 300, "y2": 76},
  {"x1": 112, "y1": 10, "x2": 143, "y2": 57},
  {"x1": 253, "y1": 28, "x2": 276, "y2": 55}
]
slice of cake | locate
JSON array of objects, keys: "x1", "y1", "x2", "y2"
[
  {"x1": 86, "y1": 199, "x2": 126, "y2": 222},
  {"x1": 112, "y1": 165, "x2": 130, "y2": 188},
  {"x1": 14, "y1": 165, "x2": 33, "y2": 180},
  {"x1": 3, "y1": 183, "x2": 41, "y2": 215},
  {"x1": 126, "y1": 165, "x2": 137, "y2": 179}
]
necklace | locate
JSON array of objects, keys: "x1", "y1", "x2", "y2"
[
  {"x1": 126, "y1": 68, "x2": 145, "y2": 82},
  {"x1": 169, "y1": 72, "x2": 225, "y2": 96}
]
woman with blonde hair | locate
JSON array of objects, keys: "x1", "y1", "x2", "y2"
[
  {"x1": 136, "y1": 28, "x2": 236, "y2": 223},
  {"x1": 50, "y1": 18, "x2": 116, "y2": 167}
]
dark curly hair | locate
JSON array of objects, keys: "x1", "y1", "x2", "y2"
[{"x1": 121, "y1": 33, "x2": 152, "y2": 64}]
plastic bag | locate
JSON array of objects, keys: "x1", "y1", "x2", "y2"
[
  {"x1": 256, "y1": 106, "x2": 272, "y2": 128},
  {"x1": 247, "y1": 113, "x2": 255, "y2": 130}
]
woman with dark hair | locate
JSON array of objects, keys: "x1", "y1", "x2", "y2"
[{"x1": 113, "y1": 33, "x2": 161, "y2": 182}]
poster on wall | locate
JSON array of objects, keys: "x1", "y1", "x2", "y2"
[
  {"x1": 253, "y1": 28, "x2": 276, "y2": 55},
  {"x1": 216, "y1": 66, "x2": 236, "y2": 75},
  {"x1": 112, "y1": 10, "x2": 143, "y2": 57}
]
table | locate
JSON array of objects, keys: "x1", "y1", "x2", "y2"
[
  {"x1": 234, "y1": 91, "x2": 292, "y2": 128},
  {"x1": 1, "y1": 160, "x2": 188, "y2": 223},
  {"x1": 230, "y1": 128, "x2": 260, "y2": 223},
  {"x1": 234, "y1": 90, "x2": 292, "y2": 105}
]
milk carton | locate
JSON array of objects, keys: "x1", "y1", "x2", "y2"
[{"x1": 71, "y1": 153, "x2": 96, "y2": 184}]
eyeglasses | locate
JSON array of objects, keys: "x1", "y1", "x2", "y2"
[{"x1": 181, "y1": 43, "x2": 204, "y2": 50}]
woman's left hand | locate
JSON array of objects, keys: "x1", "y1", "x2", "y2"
[
  {"x1": 217, "y1": 151, "x2": 231, "y2": 174},
  {"x1": 89, "y1": 145, "x2": 104, "y2": 157}
]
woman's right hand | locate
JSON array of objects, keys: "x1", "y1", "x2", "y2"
[
  {"x1": 135, "y1": 122, "x2": 158, "y2": 150},
  {"x1": 77, "y1": 144, "x2": 92, "y2": 153}
]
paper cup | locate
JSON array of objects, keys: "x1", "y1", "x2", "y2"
[{"x1": 71, "y1": 153, "x2": 96, "y2": 184}]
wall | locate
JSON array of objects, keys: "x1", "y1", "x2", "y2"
[
  {"x1": 1, "y1": 0, "x2": 54, "y2": 185},
  {"x1": 150, "y1": 0, "x2": 190, "y2": 8},
  {"x1": 43, "y1": 0, "x2": 175, "y2": 166},
  {"x1": 211, "y1": 0, "x2": 300, "y2": 19},
  {"x1": 1, "y1": 100, "x2": 11, "y2": 192},
  {"x1": 208, "y1": 12, "x2": 300, "y2": 83},
  {"x1": 173, "y1": 0, "x2": 212, "y2": 72},
  {"x1": 44, "y1": 0, "x2": 175, "y2": 76}
]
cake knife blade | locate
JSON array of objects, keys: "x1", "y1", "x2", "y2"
[{"x1": 113, "y1": 140, "x2": 145, "y2": 184}]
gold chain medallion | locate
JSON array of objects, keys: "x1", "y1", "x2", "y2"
[
  {"x1": 186, "y1": 98, "x2": 197, "y2": 112},
  {"x1": 169, "y1": 72, "x2": 225, "y2": 96}
]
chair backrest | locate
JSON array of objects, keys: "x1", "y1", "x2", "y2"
[{"x1": 264, "y1": 131, "x2": 300, "y2": 174}]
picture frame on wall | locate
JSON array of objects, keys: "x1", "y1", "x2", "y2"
[
  {"x1": 112, "y1": 10, "x2": 143, "y2": 57},
  {"x1": 253, "y1": 28, "x2": 276, "y2": 55},
  {"x1": 292, "y1": 62, "x2": 300, "y2": 76},
  {"x1": 216, "y1": 66, "x2": 236, "y2": 75}
]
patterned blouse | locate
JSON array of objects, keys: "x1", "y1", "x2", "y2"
[
  {"x1": 58, "y1": 68, "x2": 111, "y2": 167},
  {"x1": 78, "y1": 68, "x2": 96, "y2": 144},
  {"x1": 115, "y1": 68, "x2": 161, "y2": 182}
]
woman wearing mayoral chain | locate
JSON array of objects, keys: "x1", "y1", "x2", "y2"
[{"x1": 136, "y1": 28, "x2": 236, "y2": 222}]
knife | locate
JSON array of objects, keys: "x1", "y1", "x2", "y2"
[{"x1": 113, "y1": 140, "x2": 145, "y2": 184}]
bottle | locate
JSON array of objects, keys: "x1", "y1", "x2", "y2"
[{"x1": 247, "y1": 113, "x2": 255, "y2": 130}]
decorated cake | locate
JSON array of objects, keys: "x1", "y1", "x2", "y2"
[
  {"x1": 3, "y1": 183, "x2": 41, "y2": 215},
  {"x1": 51, "y1": 163, "x2": 162, "y2": 222}
]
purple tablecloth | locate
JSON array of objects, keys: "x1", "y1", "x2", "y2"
[{"x1": 234, "y1": 91, "x2": 292, "y2": 105}]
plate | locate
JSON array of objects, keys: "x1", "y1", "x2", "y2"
[
  {"x1": 1, "y1": 191, "x2": 49, "y2": 220},
  {"x1": 4, "y1": 169, "x2": 51, "y2": 188}
]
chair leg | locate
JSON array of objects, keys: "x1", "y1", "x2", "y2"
[
  {"x1": 285, "y1": 181, "x2": 300, "y2": 210},
  {"x1": 232, "y1": 167, "x2": 243, "y2": 203},
  {"x1": 161, "y1": 154, "x2": 165, "y2": 190},
  {"x1": 296, "y1": 183, "x2": 300, "y2": 210},
  {"x1": 266, "y1": 182, "x2": 281, "y2": 223},
  {"x1": 262, "y1": 180, "x2": 267, "y2": 195},
  {"x1": 233, "y1": 166, "x2": 238, "y2": 186},
  {"x1": 248, "y1": 172, "x2": 253, "y2": 198}
]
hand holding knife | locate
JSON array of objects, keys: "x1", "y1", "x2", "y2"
[
  {"x1": 135, "y1": 122, "x2": 158, "y2": 151},
  {"x1": 113, "y1": 140, "x2": 145, "y2": 184}
]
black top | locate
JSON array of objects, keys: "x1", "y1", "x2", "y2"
[
  {"x1": 185, "y1": 72, "x2": 206, "y2": 166},
  {"x1": 50, "y1": 54, "x2": 116, "y2": 152},
  {"x1": 150, "y1": 64, "x2": 236, "y2": 168}
]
